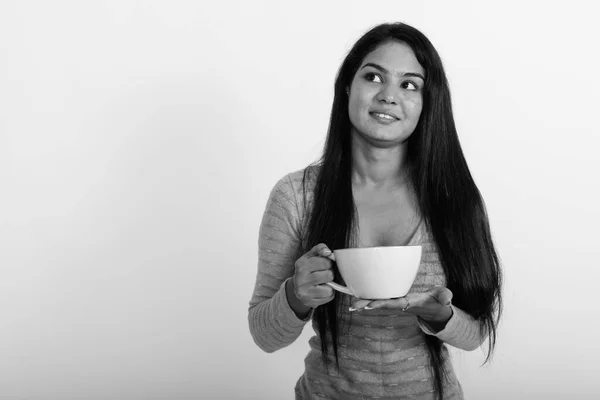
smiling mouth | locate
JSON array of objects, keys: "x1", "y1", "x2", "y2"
[{"x1": 369, "y1": 112, "x2": 399, "y2": 122}]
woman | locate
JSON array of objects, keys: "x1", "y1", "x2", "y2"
[{"x1": 248, "y1": 22, "x2": 502, "y2": 400}]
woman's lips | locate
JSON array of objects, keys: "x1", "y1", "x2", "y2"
[{"x1": 369, "y1": 112, "x2": 399, "y2": 124}]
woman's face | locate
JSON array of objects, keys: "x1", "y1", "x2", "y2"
[{"x1": 348, "y1": 41, "x2": 425, "y2": 147}]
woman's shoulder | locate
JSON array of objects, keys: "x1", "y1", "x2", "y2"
[
  {"x1": 276, "y1": 164, "x2": 321, "y2": 197},
  {"x1": 266, "y1": 164, "x2": 320, "y2": 229},
  {"x1": 288, "y1": 164, "x2": 319, "y2": 185}
]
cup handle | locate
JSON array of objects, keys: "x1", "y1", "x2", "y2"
[{"x1": 325, "y1": 282, "x2": 353, "y2": 296}]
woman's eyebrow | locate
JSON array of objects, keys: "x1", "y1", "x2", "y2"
[{"x1": 361, "y1": 62, "x2": 425, "y2": 81}]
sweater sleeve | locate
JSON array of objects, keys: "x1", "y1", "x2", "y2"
[
  {"x1": 417, "y1": 305, "x2": 487, "y2": 351},
  {"x1": 247, "y1": 174, "x2": 313, "y2": 353}
]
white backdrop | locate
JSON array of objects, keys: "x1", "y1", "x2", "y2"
[{"x1": 1, "y1": 1, "x2": 599, "y2": 399}]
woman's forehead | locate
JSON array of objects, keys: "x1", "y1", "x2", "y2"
[{"x1": 360, "y1": 41, "x2": 425, "y2": 76}]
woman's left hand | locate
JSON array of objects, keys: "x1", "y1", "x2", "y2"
[{"x1": 350, "y1": 285, "x2": 454, "y2": 326}]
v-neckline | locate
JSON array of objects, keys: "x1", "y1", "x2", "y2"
[{"x1": 405, "y1": 217, "x2": 424, "y2": 246}]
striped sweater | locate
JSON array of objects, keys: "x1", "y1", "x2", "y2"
[{"x1": 248, "y1": 166, "x2": 486, "y2": 399}]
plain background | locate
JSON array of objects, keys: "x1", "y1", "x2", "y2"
[{"x1": 1, "y1": 0, "x2": 599, "y2": 399}]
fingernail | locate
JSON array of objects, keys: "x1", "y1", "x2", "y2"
[
  {"x1": 349, "y1": 307, "x2": 356, "y2": 311},
  {"x1": 364, "y1": 306, "x2": 374, "y2": 310},
  {"x1": 323, "y1": 249, "x2": 331, "y2": 255}
]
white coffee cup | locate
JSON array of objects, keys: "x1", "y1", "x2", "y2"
[{"x1": 325, "y1": 245, "x2": 422, "y2": 300}]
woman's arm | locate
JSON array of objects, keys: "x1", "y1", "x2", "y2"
[
  {"x1": 418, "y1": 305, "x2": 487, "y2": 351},
  {"x1": 247, "y1": 174, "x2": 313, "y2": 353}
]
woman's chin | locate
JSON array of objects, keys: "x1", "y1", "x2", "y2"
[{"x1": 367, "y1": 132, "x2": 409, "y2": 145}]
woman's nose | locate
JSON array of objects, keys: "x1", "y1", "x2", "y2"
[{"x1": 376, "y1": 85, "x2": 399, "y2": 105}]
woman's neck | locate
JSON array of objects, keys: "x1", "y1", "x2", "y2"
[{"x1": 350, "y1": 134, "x2": 409, "y2": 190}]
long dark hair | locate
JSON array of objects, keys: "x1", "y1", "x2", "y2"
[{"x1": 301, "y1": 22, "x2": 502, "y2": 399}]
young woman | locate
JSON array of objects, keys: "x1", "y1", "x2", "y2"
[{"x1": 248, "y1": 22, "x2": 502, "y2": 400}]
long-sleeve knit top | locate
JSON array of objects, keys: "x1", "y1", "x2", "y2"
[{"x1": 248, "y1": 167, "x2": 487, "y2": 399}]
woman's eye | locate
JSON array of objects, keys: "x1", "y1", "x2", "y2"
[
  {"x1": 401, "y1": 81, "x2": 419, "y2": 91},
  {"x1": 364, "y1": 73, "x2": 382, "y2": 83}
]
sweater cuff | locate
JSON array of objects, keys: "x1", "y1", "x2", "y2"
[
  {"x1": 275, "y1": 278, "x2": 314, "y2": 327},
  {"x1": 418, "y1": 305, "x2": 479, "y2": 345}
]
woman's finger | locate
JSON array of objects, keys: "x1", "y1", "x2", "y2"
[
  {"x1": 349, "y1": 299, "x2": 372, "y2": 311},
  {"x1": 365, "y1": 297, "x2": 409, "y2": 310},
  {"x1": 367, "y1": 292, "x2": 431, "y2": 311},
  {"x1": 429, "y1": 286, "x2": 453, "y2": 306},
  {"x1": 322, "y1": 252, "x2": 336, "y2": 262}
]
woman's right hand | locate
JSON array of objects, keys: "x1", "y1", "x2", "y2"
[{"x1": 291, "y1": 243, "x2": 336, "y2": 309}]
